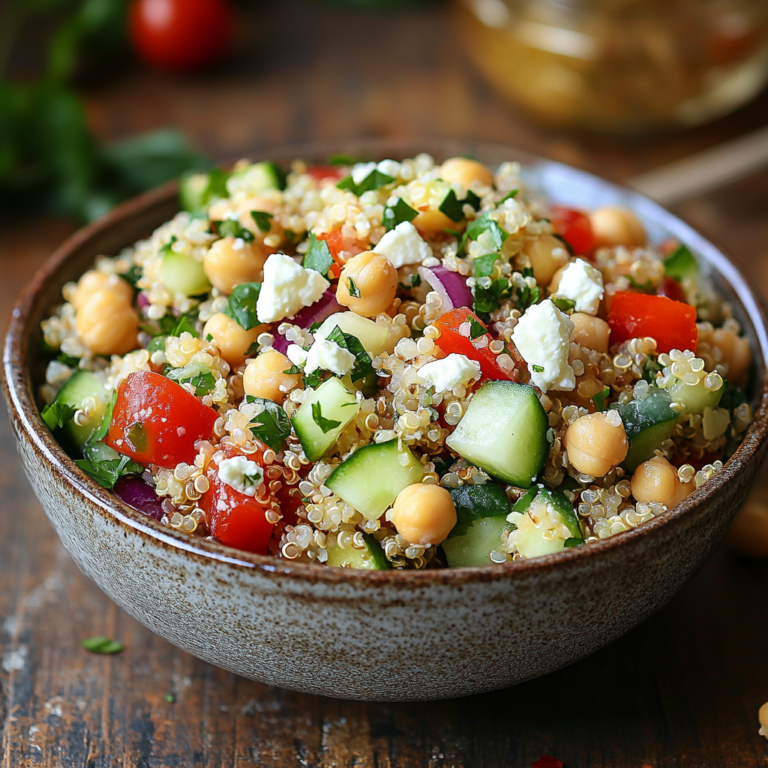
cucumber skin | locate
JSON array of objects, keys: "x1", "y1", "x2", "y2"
[
  {"x1": 667, "y1": 379, "x2": 724, "y2": 415},
  {"x1": 161, "y1": 251, "x2": 211, "y2": 297},
  {"x1": 54, "y1": 370, "x2": 108, "y2": 452},
  {"x1": 325, "y1": 534, "x2": 391, "y2": 570},
  {"x1": 619, "y1": 388, "x2": 679, "y2": 471},
  {"x1": 442, "y1": 517, "x2": 511, "y2": 568},
  {"x1": 446, "y1": 381, "x2": 548, "y2": 488}
]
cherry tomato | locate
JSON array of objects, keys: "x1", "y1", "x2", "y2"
[
  {"x1": 550, "y1": 205, "x2": 595, "y2": 257},
  {"x1": 657, "y1": 276, "x2": 687, "y2": 303},
  {"x1": 306, "y1": 166, "x2": 345, "y2": 183},
  {"x1": 129, "y1": 0, "x2": 234, "y2": 72},
  {"x1": 433, "y1": 307, "x2": 521, "y2": 382},
  {"x1": 105, "y1": 371, "x2": 218, "y2": 468},
  {"x1": 607, "y1": 291, "x2": 698, "y2": 354},
  {"x1": 201, "y1": 445, "x2": 275, "y2": 555}
]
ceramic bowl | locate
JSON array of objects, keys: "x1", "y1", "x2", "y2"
[{"x1": 5, "y1": 140, "x2": 768, "y2": 702}]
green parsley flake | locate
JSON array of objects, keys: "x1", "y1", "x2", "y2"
[{"x1": 81, "y1": 636, "x2": 124, "y2": 655}]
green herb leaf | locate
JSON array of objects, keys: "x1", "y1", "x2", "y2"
[
  {"x1": 312, "y1": 402, "x2": 341, "y2": 434},
  {"x1": 325, "y1": 325, "x2": 374, "y2": 382},
  {"x1": 461, "y1": 213, "x2": 508, "y2": 254},
  {"x1": 468, "y1": 316, "x2": 487, "y2": 340},
  {"x1": 551, "y1": 296, "x2": 576, "y2": 313},
  {"x1": 302, "y1": 233, "x2": 334, "y2": 277},
  {"x1": 215, "y1": 218, "x2": 254, "y2": 242},
  {"x1": 473, "y1": 253, "x2": 499, "y2": 278},
  {"x1": 57, "y1": 353, "x2": 81, "y2": 367},
  {"x1": 383, "y1": 198, "x2": 418, "y2": 231},
  {"x1": 246, "y1": 396, "x2": 291, "y2": 452},
  {"x1": 347, "y1": 277, "x2": 360, "y2": 299},
  {"x1": 398, "y1": 273, "x2": 422, "y2": 291},
  {"x1": 532, "y1": 364, "x2": 544, "y2": 373},
  {"x1": 496, "y1": 189, "x2": 519, "y2": 206},
  {"x1": 438, "y1": 189, "x2": 465, "y2": 222},
  {"x1": 223, "y1": 282, "x2": 261, "y2": 331},
  {"x1": 329, "y1": 153, "x2": 359, "y2": 166},
  {"x1": 164, "y1": 693, "x2": 176, "y2": 704},
  {"x1": 592, "y1": 386, "x2": 610, "y2": 412},
  {"x1": 121, "y1": 265, "x2": 142, "y2": 291},
  {"x1": 80, "y1": 636, "x2": 124, "y2": 655},
  {"x1": 89, "y1": 390, "x2": 117, "y2": 444},
  {"x1": 472, "y1": 278, "x2": 513, "y2": 321},
  {"x1": 180, "y1": 168, "x2": 230, "y2": 213},
  {"x1": 336, "y1": 169, "x2": 394, "y2": 196},
  {"x1": 664, "y1": 243, "x2": 699, "y2": 281},
  {"x1": 250, "y1": 210, "x2": 274, "y2": 234},
  {"x1": 166, "y1": 363, "x2": 216, "y2": 397},
  {"x1": 41, "y1": 399, "x2": 76, "y2": 431},
  {"x1": 75, "y1": 443, "x2": 143, "y2": 490},
  {"x1": 627, "y1": 275, "x2": 655, "y2": 293},
  {"x1": 521, "y1": 266, "x2": 534, "y2": 279}
]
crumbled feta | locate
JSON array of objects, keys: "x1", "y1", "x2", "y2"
[
  {"x1": 286, "y1": 344, "x2": 308, "y2": 367},
  {"x1": 218, "y1": 456, "x2": 264, "y2": 497},
  {"x1": 352, "y1": 162, "x2": 377, "y2": 185},
  {"x1": 305, "y1": 337, "x2": 356, "y2": 376},
  {"x1": 555, "y1": 258, "x2": 604, "y2": 315},
  {"x1": 511, "y1": 299, "x2": 575, "y2": 392},
  {"x1": 373, "y1": 221, "x2": 432, "y2": 268},
  {"x1": 417, "y1": 353, "x2": 481, "y2": 393},
  {"x1": 256, "y1": 253, "x2": 329, "y2": 324}
]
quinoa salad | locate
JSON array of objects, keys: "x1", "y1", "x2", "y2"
[{"x1": 39, "y1": 153, "x2": 754, "y2": 569}]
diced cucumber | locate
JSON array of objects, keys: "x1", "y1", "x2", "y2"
[
  {"x1": 664, "y1": 244, "x2": 699, "y2": 281},
  {"x1": 229, "y1": 161, "x2": 285, "y2": 195},
  {"x1": 666, "y1": 378, "x2": 724, "y2": 415},
  {"x1": 446, "y1": 381, "x2": 548, "y2": 488},
  {"x1": 442, "y1": 483, "x2": 512, "y2": 567},
  {"x1": 618, "y1": 388, "x2": 679, "y2": 471},
  {"x1": 316, "y1": 312, "x2": 391, "y2": 357},
  {"x1": 50, "y1": 370, "x2": 108, "y2": 451},
  {"x1": 326, "y1": 533, "x2": 391, "y2": 570},
  {"x1": 179, "y1": 168, "x2": 230, "y2": 213},
  {"x1": 533, "y1": 488, "x2": 583, "y2": 543},
  {"x1": 292, "y1": 378, "x2": 360, "y2": 461},
  {"x1": 325, "y1": 440, "x2": 424, "y2": 520},
  {"x1": 161, "y1": 250, "x2": 211, "y2": 296}
]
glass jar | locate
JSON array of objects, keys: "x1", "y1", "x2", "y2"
[{"x1": 454, "y1": 0, "x2": 768, "y2": 134}]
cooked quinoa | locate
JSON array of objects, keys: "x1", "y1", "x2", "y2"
[{"x1": 39, "y1": 153, "x2": 754, "y2": 569}]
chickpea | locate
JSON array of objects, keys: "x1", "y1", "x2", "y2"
[
  {"x1": 590, "y1": 206, "x2": 647, "y2": 250},
  {"x1": 207, "y1": 199, "x2": 235, "y2": 222},
  {"x1": 75, "y1": 290, "x2": 139, "y2": 356},
  {"x1": 570, "y1": 376, "x2": 605, "y2": 410},
  {"x1": 728, "y1": 499, "x2": 768, "y2": 558},
  {"x1": 336, "y1": 250, "x2": 398, "y2": 318},
  {"x1": 203, "y1": 236, "x2": 267, "y2": 295},
  {"x1": 203, "y1": 312, "x2": 265, "y2": 369},
  {"x1": 440, "y1": 157, "x2": 495, "y2": 189},
  {"x1": 566, "y1": 411, "x2": 628, "y2": 477},
  {"x1": 523, "y1": 234, "x2": 570, "y2": 286},
  {"x1": 71, "y1": 270, "x2": 133, "y2": 310},
  {"x1": 390, "y1": 483, "x2": 457, "y2": 547},
  {"x1": 631, "y1": 456, "x2": 692, "y2": 508},
  {"x1": 571, "y1": 313, "x2": 610, "y2": 353},
  {"x1": 712, "y1": 328, "x2": 751, "y2": 383},
  {"x1": 238, "y1": 197, "x2": 284, "y2": 247},
  {"x1": 759, "y1": 701, "x2": 768, "y2": 736},
  {"x1": 412, "y1": 209, "x2": 456, "y2": 239},
  {"x1": 243, "y1": 349, "x2": 301, "y2": 404}
]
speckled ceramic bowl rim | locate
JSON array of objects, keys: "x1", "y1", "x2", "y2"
[{"x1": 5, "y1": 138, "x2": 768, "y2": 586}]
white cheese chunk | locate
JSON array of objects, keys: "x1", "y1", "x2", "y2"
[
  {"x1": 417, "y1": 353, "x2": 481, "y2": 393},
  {"x1": 511, "y1": 299, "x2": 575, "y2": 392},
  {"x1": 555, "y1": 258, "x2": 604, "y2": 315},
  {"x1": 305, "y1": 337, "x2": 356, "y2": 376},
  {"x1": 256, "y1": 253, "x2": 329, "y2": 324},
  {"x1": 218, "y1": 455, "x2": 264, "y2": 497},
  {"x1": 351, "y1": 162, "x2": 378, "y2": 185},
  {"x1": 373, "y1": 221, "x2": 432, "y2": 268},
  {"x1": 286, "y1": 344, "x2": 309, "y2": 367}
]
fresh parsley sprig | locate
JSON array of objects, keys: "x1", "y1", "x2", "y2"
[
  {"x1": 223, "y1": 283, "x2": 261, "y2": 330},
  {"x1": 383, "y1": 198, "x2": 418, "y2": 231},
  {"x1": 245, "y1": 396, "x2": 291, "y2": 452},
  {"x1": 337, "y1": 169, "x2": 394, "y2": 196},
  {"x1": 302, "y1": 233, "x2": 335, "y2": 278},
  {"x1": 325, "y1": 326, "x2": 374, "y2": 383}
]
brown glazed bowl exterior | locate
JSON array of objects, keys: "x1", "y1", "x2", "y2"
[{"x1": 4, "y1": 140, "x2": 768, "y2": 702}]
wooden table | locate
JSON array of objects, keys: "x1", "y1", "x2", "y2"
[{"x1": 2, "y1": 2, "x2": 768, "y2": 765}]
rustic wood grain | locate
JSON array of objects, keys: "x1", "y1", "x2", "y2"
[{"x1": 2, "y1": 1, "x2": 768, "y2": 765}]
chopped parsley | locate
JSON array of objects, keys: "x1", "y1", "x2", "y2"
[
  {"x1": 215, "y1": 218, "x2": 255, "y2": 242},
  {"x1": 329, "y1": 153, "x2": 359, "y2": 166},
  {"x1": 41, "y1": 400, "x2": 76, "y2": 431},
  {"x1": 75, "y1": 443, "x2": 144, "y2": 490},
  {"x1": 56, "y1": 353, "x2": 81, "y2": 368},
  {"x1": 473, "y1": 252, "x2": 499, "y2": 278},
  {"x1": 496, "y1": 189, "x2": 518, "y2": 206},
  {"x1": 532, "y1": 365, "x2": 545, "y2": 373},
  {"x1": 592, "y1": 386, "x2": 611, "y2": 412},
  {"x1": 438, "y1": 189, "x2": 481, "y2": 223},
  {"x1": 223, "y1": 282, "x2": 261, "y2": 330},
  {"x1": 159, "y1": 235, "x2": 178, "y2": 258},
  {"x1": 460, "y1": 213, "x2": 508, "y2": 255},
  {"x1": 250, "y1": 210, "x2": 274, "y2": 233},
  {"x1": 121, "y1": 264, "x2": 142, "y2": 291},
  {"x1": 398, "y1": 273, "x2": 422, "y2": 291},
  {"x1": 141, "y1": 310, "x2": 199, "y2": 340},
  {"x1": 90, "y1": 391, "x2": 117, "y2": 444},
  {"x1": 80, "y1": 636, "x2": 124, "y2": 655},
  {"x1": 383, "y1": 198, "x2": 418, "y2": 231},
  {"x1": 515, "y1": 278, "x2": 541, "y2": 312},
  {"x1": 337, "y1": 168, "x2": 394, "y2": 195},
  {"x1": 302, "y1": 233, "x2": 335, "y2": 277},
  {"x1": 664, "y1": 243, "x2": 699, "y2": 281},
  {"x1": 245, "y1": 396, "x2": 291, "y2": 452},
  {"x1": 347, "y1": 277, "x2": 360, "y2": 298},
  {"x1": 551, "y1": 296, "x2": 576, "y2": 313},
  {"x1": 325, "y1": 326, "x2": 374, "y2": 382},
  {"x1": 472, "y1": 278, "x2": 513, "y2": 321},
  {"x1": 312, "y1": 402, "x2": 341, "y2": 434},
  {"x1": 166, "y1": 363, "x2": 216, "y2": 396},
  {"x1": 468, "y1": 316, "x2": 487, "y2": 340}
]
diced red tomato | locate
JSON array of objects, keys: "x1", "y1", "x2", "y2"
[
  {"x1": 550, "y1": 205, "x2": 595, "y2": 257},
  {"x1": 607, "y1": 291, "x2": 698, "y2": 354},
  {"x1": 433, "y1": 307, "x2": 519, "y2": 382},
  {"x1": 105, "y1": 371, "x2": 218, "y2": 469},
  {"x1": 201, "y1": 446, "x2": 275, "y2": 555},
  {"x1": 306, "y1": 166, "x2": 346, "y2": 183},
  {"x1": 317, "y1": 227, "x2": 367, "y2": 265},
  {"x1": 657, "y1": 276, "x2": 686, "y2": 303}
]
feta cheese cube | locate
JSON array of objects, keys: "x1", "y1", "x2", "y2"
[
  {"x1": 417, "y1": 353, "x2": 481, "y2": 393},
  {"x1": 511, "y1": 299, "x2": 575, "y2": 392},
  {"x1": 218, "y1": 455, "x2": 264, "y2": 497},
  {"x1": 373, "y1": 221, "x2": 432, "y2": 268},
  {"x1": 256, "y1": 253, "x2": 329, "y2": 324},
  {"x1": 555, "y1": 258, "x2": 604, "y2": 315},
  {"x1": 305, "y1": 337, "x2": 356, "y2": 377},
  {"x1": 286, "y1": 344, "x2": 309, "y2": 367}
]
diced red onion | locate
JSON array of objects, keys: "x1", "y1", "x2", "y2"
[
  {"x1": 114, "y1": 477, "x2": 164, "y2": 522},
  {"x1": 272, "y1": 290, "x2": 343, "y2": 354},
  {"x1": 417, "y1": 266, "x2": 472, "y2": 312},
  {"x1": 137, "y1": 292, "x2": 150, "y2": 309}
]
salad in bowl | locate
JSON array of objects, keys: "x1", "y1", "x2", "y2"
[{"x1": 38, "y1": 153, "x2": 754, "y2": 571}]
